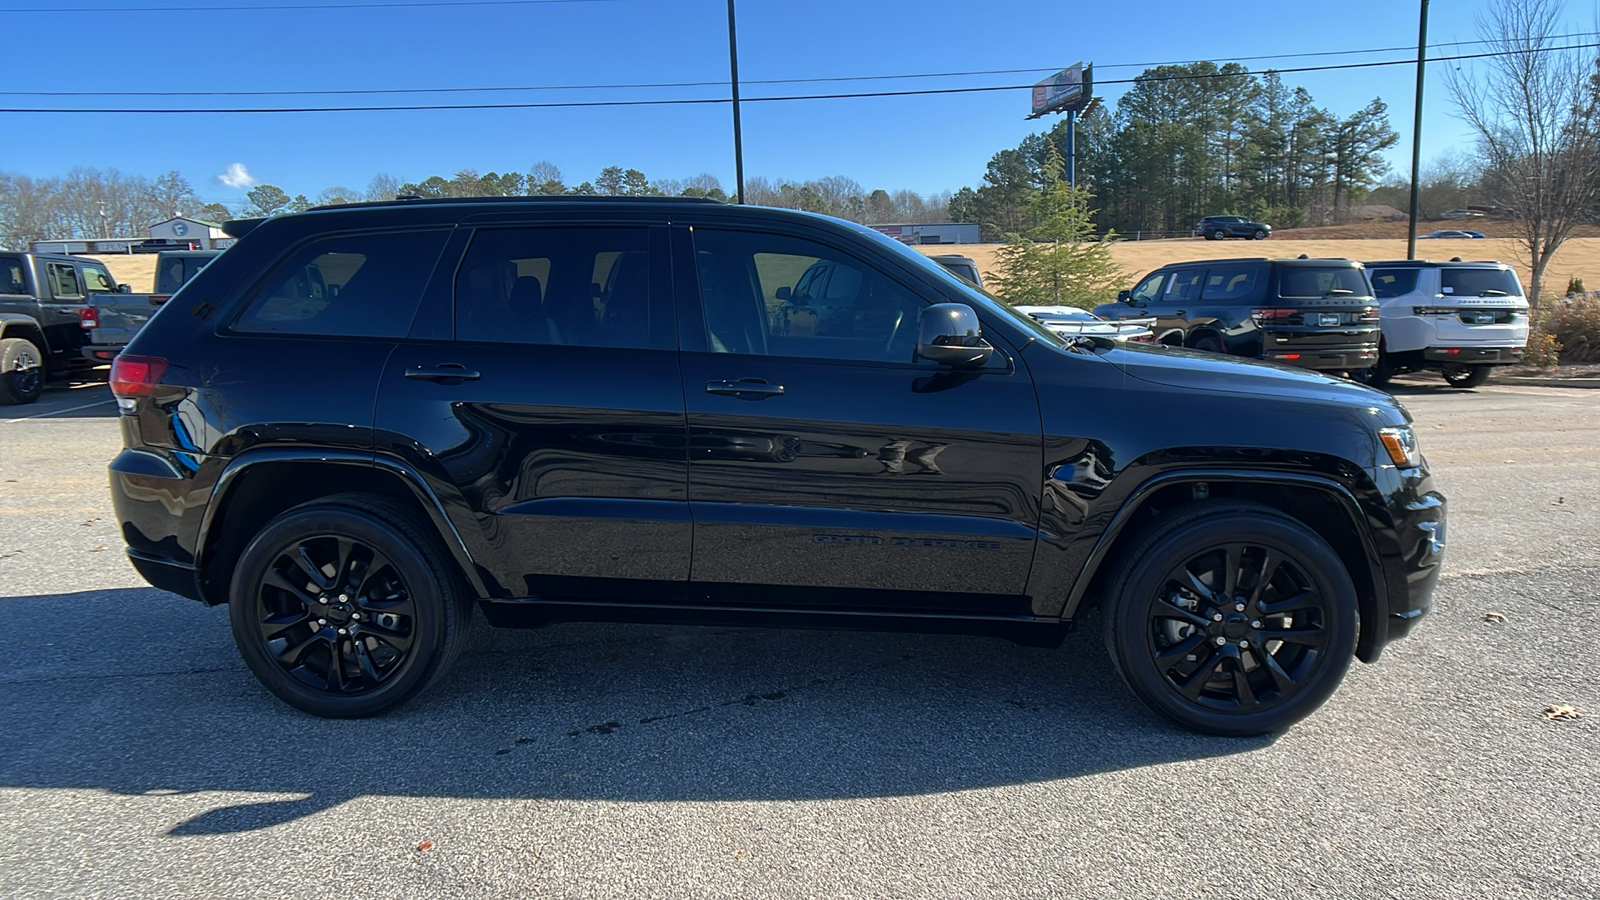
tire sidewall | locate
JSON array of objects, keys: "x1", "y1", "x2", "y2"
[
  {"x1": 0, "y1": 339, "x2": 44, "y2": 404},
  {"x1": 229, "y1": 504, "x2": 449, "y2": 717},
  {"x1": 1106, "y1": 509, "x2": 1358, "y2": 735}
]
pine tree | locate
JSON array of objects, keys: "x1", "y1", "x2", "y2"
[{"x1": 989, "y1": 146, "x2": 1124, "y2": 309}]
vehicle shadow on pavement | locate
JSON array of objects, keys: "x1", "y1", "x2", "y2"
[{"x1": 0, "y1": 588, "x2": 1273, "y2": 834}]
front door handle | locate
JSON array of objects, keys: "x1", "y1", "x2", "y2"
[
  {"x1": 405, "y1": 364, "x2": 481, "y2": 384},
  {"x1": 706, "y1": 378, "x2": 784, "y2": 399}
]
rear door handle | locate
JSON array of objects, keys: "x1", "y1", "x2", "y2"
[
  {"x1": 706, "y1": 378, "x2": 784, "y2": 399},
  {"x1": 405, "y1": 364, "x2": 481, "y2": 384}
]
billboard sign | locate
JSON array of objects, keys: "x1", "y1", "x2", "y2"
[{"x1": 1029, "y1": 63, "x2": 1090, "y2": 118}]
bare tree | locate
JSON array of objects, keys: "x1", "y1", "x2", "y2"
[
  {"x1": 1448, "y1": 0, "x2": 1600, "y2": 307},
  {"x1": 364, "y1": 172, "x2": 401, "y2": 202}
]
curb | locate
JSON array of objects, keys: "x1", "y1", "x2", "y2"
[{"x1": 1491, "y1": 376, "x2": 1600, "y2": 389}]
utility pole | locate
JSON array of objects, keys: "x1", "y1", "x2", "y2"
[
  {"x1": 1406, "y1": 0, "x2": 1430, "y2": 260},
  {"x1": 726, "y1": 0, "x2": 745, "y2": 204}
]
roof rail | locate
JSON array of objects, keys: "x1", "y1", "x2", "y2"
[{"x1": 308, "y1": 195, "x2": 729, "y2": 213}]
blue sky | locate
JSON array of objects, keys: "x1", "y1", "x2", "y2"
[{"x1": 2, "y1": 0, "x2": 1592, "y2": 205}]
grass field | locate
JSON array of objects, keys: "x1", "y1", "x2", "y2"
[{"x1": 916, "y1": 237, "x2": 1600, "y2": 298}]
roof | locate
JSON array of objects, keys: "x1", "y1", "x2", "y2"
[
  {"x1": 1364, "y1": 258, "x2": 1511, "y2": 268},
  {"x1": 1150, "y1": 256, "x2": 1364, "y2": 269},
  {"x1": 311, "y1": 195, "x2": 726, "y2": 213},
  {"x1": 150, "y1": 216, "x2": 224, "y2": 228}
]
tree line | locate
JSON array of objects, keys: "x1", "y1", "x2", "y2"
[{"x1": 951, "y1": 62, "x2": 1401, "y2": 240}]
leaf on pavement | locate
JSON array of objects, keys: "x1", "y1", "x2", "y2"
[
  {"x1": 416, "y1": 840, "x2": 434, "y2": 852},
  {"x1": 1542, "y1": 704, "x2": 1582, "y2": 721},
  {"x1": 1482, "y1": 611, "x2": 1507, "y2": 623}
]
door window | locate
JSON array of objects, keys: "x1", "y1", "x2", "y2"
[
  {"x1": 234, "y1": 229, "x2": 448, "y2": 337},
  {"x1": 1129, "y1": 272, "x2": 1166, "y2": 303},
  {"x1": 692, "y1": 229, "x2": 927, "y2": 363},
  {"x1": 81, "y1": 265, "x2": 116, "y2": 293},
  {"x1": 1201, "y1": 266, "x2": 1260, "y2": 301},
  {"x1": 49, "y1": 264, "x2": 82, "y2": 299},
  {"x1": 1164, "y1": 269, "x2": 1203, "y2": 303},
  {"x1": 453, "y1": 227, "x2": 651, "y2": 348}
]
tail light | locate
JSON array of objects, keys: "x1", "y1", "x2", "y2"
[
  {"x1": 1252, "y1": 308, "x2": 1296, "y2": 323},
  {"x1": 109, "y1": 355, "x2": 168, "y2": 398},
  {"x1": 79, "y1": 308, "x2": 97, "y2": 330},
  {"x1": 1358, "y1": 307, "x2": 1379, "y2": 323}
]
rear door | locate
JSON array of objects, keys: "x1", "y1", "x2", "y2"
[
  {"x1": 373, "y1": 220, "x2": 688, "y2": 599},
  {"x1": 673, "y1": 223, "x2": 1042, "y2": 613}
]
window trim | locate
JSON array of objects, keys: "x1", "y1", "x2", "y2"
[{"x1": 48, "y1": 263, "x2": 83, "y2": 301}]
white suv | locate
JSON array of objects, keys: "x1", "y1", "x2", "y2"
[{"x1": 1364, "y1": 260, "x2": 1529, "y2": 388}]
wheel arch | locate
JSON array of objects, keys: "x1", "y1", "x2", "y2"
[
  {"x1": 1063, "y1": 470, "x2": 1391, "y2": 663},
  {"x1": 0, "y1": 316, "x2": 48, "y2": 353},
  {"x1": 194, "y1": 449, "x2": 489, "y2": 606}
]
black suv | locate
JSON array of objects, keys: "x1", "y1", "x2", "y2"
[
  {"x1": 108, "y1": 198, "x2": 1444, "y2": 735},
  {"x1": 1094, "y1": 257, "x2": 1380, "y2": 375},
  {"x1": 1195, "y1": 215, "x2": 1272, "y2": 241}
]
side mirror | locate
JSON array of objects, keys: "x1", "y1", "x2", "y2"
[
  {"x1": 118, "y1": 283, "x2": 132, "y2": 293},
  {"x1": 775, "y1": 286, "x2": 792, "y2": 302},
  {"x1": 1117, "y1": 290, "x2": 1132, "y2": 303},
  {"x1": 916, "y1": 303, "x2": 993, "y2": 368}
]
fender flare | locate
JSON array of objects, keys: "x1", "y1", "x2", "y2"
[
  {"x1": 1060, "y1": 469, "x2": 1390, "y2": 659},
  {"x1": 195, "y1": 447, "x2": 489, "y2": 599}
]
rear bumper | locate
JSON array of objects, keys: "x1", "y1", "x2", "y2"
[
  {"x1": 1263, "y1": 346, "x2": 1378, "y2": 371},
  {"x1": 82, "y1": 343, "x2": 122, "y2": 362},
  {"x1": 1424, "y1": 346, "x2": 1524, "y2": 365}
]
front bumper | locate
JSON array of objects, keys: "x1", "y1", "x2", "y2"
[
  {"x1": 1424, "y1": 346, "x2": 1525, "y2": 365},
  {"x1": 1368, "y1": 474, "x2": 1447, "y2": 658}
]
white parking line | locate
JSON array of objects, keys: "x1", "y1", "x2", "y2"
[{"x1": 2, "y1": 399, "x2": 116, "y2": 424}]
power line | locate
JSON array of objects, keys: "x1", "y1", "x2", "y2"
[
  {"x1": 1, "y1": 42, "x2": 1594, "y2": 114},
  {"x1": 2, "y1": 0, "x2": 627, "y2": 11},
  {"x1": 9, "y1": 32, "x2": 1599, "y2": 99}
]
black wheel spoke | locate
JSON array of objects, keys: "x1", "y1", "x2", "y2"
[
  {"x1": 1258, "y1": 588, "x2": 1319, "y2": 616},
  {"x1": 1272, "y1": 625, "x2": 1326, "y2": 648},
  {"x1": 1154, "y1": 633, "x2": 1208, "y2": 667},
  {"x1": 333, "y1": 537, "x2": 359, "y2": 593},
  {"x1": 1180, "y1": 567, "x2": 1215, "y2": 601},
  {"x1": 354, "y1": 639, "x2": 383, "y2": 683},
  {"x1": 265, "y1": 569, "x2": 320, "y2": 609},
  {"x1": 1261, "y1": 650, "x2": 1298, "y2": 695},
  {"x1": 260, "y1": 610, "x2": 311, "y2": 642},
  {"x1": 290, "y1": 545, "x2": 333, "y2": 592},
  {"x1": 1247, "y1": 549, "x2": 1284, "y2": 607},
  {"x1": 273, "y1": 628, "x2": 325, "y2": 667},
  {"x1": 355, "y1": 622, "x2": 412, "y2": 654},
  {"x1": 1220, "y1": 544, "x2": 1245, "y2": 597},
  {"x1": 1232, "y1": 659, "x2": 1259, "y2": 709},
  {"x1": 1175, "y1": 648, "x2": 1228, "y2": 699},
  {"x1": 1153, "y1": 596, "x2": 1211, "y2": 629},
  {"x1": 352, "y1": 550, "x2": 394, "y2": 599}
]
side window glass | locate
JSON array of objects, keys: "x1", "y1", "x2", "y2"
[
  {"x1": 1130, "y1": 272, "x2": 1165, "y2": 303},
  {"x1": 50, "y1": 264, "x2": 82, "y2": 298},
  {"x1": 692, "y1": 229, "x2": 928, "y2": 363},
  {"x1": 1164, "y1": 270, "x2": 1203, "y2": 303},
  {"x1": 81, "y1": 265, "x2": 116, "y2": 293},
  {"x1": 1201, "y1": 266, "x2": 1259, "y2": 301},
  {"x1": 234, "y1": 230, "x2": 447, "y2": 337},
  {"x1": 454, "y1": 227, "x2": 650, "y2": 349},
  {"x1": 0, "y1": 258, "x2": 25, "y2": 294},
  {"x1": 1369, "y1": 269, "x2": 1419, "y2": 299}
]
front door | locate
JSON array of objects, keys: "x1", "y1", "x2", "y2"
[
  {"x1": 374, "y1": 223, "x2": 688, "y2": 599},
  {"x1": 673, "y1": 226, "x2": 1043, "y2": 614}
]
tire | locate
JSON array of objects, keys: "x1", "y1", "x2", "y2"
[
  {"x1": 1441, "y1": 364, "x2": 1490, "y2": 388},
  {"x1": 1212, "y1": 229, "x2": 1228, "y2": 241},
  {"x1": 229, "y1": 493, "x2": 473, "y2": 717},
  {"x1": 1252, "y1": 230, "x2": 1268, "y2": 240},
  {"x1": 1191, "y1": 335, "x2": 1224, "y2": 354},
  {"x1": 0, "y1": 337, "x2": 45, "y2": 405},
  {"x1": 1100, "y1": 501, "x2": 1358, "y2": 735},
  {"x1": 1366, "y1": 349, "x2": 1394, "y2": 388}
]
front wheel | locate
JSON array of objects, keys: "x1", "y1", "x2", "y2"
[
  {"x1": 1441, "y1": 364, "x2": 1490, "y2": 388},
  {"x1": 1101, "y1": 502, "x2": 1358, "y2": 735},
  {"x1": 1252, "y1": 230, "x2": 1268, "y2": 240},
  {"x1": 229, "y1": 493, "x2": 472, "y2": 717},
  {"x1": 0, "y1": 337, "x2": 45, "y2": 405}
]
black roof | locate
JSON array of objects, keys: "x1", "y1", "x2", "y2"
[
  {"x1": 1363, "y1": 258, "x2": 1511, "y2": 268},
  {"x1": 1152, "y1": 256, "x2": 1363, "y2": 270},
  {"x1": 311, "y1": 194, "x2": 727, "y2": 213}
]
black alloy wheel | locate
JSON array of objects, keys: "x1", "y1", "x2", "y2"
[
  {"x1": 230, "y1": 494, "x2": 471, "y2": 717},
  {"x1": 1102, "y1": 502, "x2": 1357, "y2": 735},
  {"x1": 1441, "y1": 364, "x2": 1490, "y2": 388}
]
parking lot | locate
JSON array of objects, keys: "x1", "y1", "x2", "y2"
[{"x1": 1, "y1": 378, "x2": 1596, "y2": 900}]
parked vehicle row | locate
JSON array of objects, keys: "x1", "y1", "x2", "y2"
[
  {"x1": 107, "y1": 196, "x2": 1444, "y2": 736},
  {"x1": 1194, "y1": 215, "x2": 1272, "y2": 241},
  {"x1": 81, "y1": 249, "x2": 222, "y2": 362},
  {"x1": 0, "y1": 251, "x2": 121, "y2": 403},
  {"x1": 1012, "y1": 305, "x2": 1155, "y2": 343},
  {"x1": 1095, "y1": 255, "x2": 1529, "y2": 388}
]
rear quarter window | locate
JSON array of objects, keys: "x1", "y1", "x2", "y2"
[
  {"x1": 1201, "y1": 266, "x2": 1262, "y2": 301},
  {"x1": 1369, "y1": 269, "x2": 1420, "y2": 299},
  {"x1": 233, "y1": 230, "x2": 448, "y2": 337},
  {"x1": 0, "y1": 257, "x2": 24, "y2": 294}
]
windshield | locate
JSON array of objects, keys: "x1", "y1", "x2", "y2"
[
  {"x1": 1441, "y1": 267, "x2": 1523, "y2": 298},
  {"x1": 842, "y1": 219, "x2": 1067, "y2": 346},
  {"x1": 1276, "y1": 266, "x2": 1371, "y2": 300}
]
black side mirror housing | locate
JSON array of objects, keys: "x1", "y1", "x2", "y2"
[
  {"x1": 916, "y1": 303, "x2": 993, "y2": 368},
  {"x1": 1117, "y1": 290, "x2": 1132, "y2": 303}
]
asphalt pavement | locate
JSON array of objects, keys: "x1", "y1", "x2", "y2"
[{"x1": 1, "y1": 376, "x2": 1596, "y2": 899}]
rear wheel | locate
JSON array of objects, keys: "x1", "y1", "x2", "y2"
[
  {"x1": 1191, "y1": 335, "x2": 1224, "y2": 354},
  {"x1": 1441, "y1": 364, "x2": 1490, "y2": 388},
  {"x1": 1366, "y1": 349, "x2": 1394, "y2": 388},
  {"x1": 1101, "y1": 502, "x2": 1358, "y2": 735},
  {"x1": 229, "y1": 493, "x2": 473, "y2": 717},
  {"x1": 0, "y1": 337, "x2": 45, "y2": 405},
  {"x1": 1212, "y1": 229, "x2": 1228, "y2": 241}
]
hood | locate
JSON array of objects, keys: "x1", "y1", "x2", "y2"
[{"x1": 1096, "y1": 342, "x2": 1408, "y2": 420}]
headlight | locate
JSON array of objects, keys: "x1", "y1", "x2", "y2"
[{"x1": 1379, "y1": 426, "x2": 1422, "y2": 468}]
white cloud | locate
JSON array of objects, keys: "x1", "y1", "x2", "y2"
[{"x1": 216, "y1": 163, "x2": 257, "y2": 190}]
